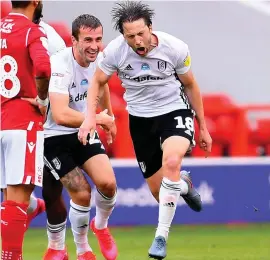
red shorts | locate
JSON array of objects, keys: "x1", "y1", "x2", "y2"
[{"x1": 0, "y1": 121, "x2": 44, "y2": 188}]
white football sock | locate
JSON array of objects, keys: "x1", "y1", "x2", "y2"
[
  {"x1": 47, "y1": 220, "x2": 67, "y2": 250},
  {"x1": 179, "y1": 177, "x2": 188, "y2": 195},
  {"x1": 155, "y1": 177, "x2": 181, "y2": 241},
  {"x1": 95, "y1": 189, "x2": 117, "y2": 230},
  {"x1": 27, "y1": 193, "x2": 38, "y2": 214},
  {"x1": 69, "y1": 200, "x2": 92, "y2": 254}
]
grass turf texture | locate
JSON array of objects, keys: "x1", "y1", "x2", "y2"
[{"x1": 23, "y1": 223, "x2": 270, "y2": 260}]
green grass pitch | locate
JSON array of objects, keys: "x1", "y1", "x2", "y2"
[{"x1": 23, "y1": 223, "x2": 270, "y2": 260}]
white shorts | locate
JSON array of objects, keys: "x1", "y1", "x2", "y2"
[{"x1": 0, "y1": 128, "x2": 44, "y2": 188}]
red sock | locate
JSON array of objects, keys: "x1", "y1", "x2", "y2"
[{"x1": 1, "y1": 200, "x2": 28, "y2": 260}]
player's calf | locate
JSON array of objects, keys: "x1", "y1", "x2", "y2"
[
  {"x1": 69, "y1": 200, "x2": 92, "y2": 255},
  {"x1": 26, "y1": 197, "x2": 46, "y2": 229},
  {"x1": 1, "y1": 200, "x2": 28, "y2": 260}
]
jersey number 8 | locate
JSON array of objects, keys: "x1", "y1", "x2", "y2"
[{"x1": 0, "y1": 55, "x2": 20, "y2": 98}]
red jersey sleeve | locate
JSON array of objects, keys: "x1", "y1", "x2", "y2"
[{"x1": 27, "y1": 25, "x2": 51, "y2": 78}]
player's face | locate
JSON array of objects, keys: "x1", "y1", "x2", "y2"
[
  {"x1": 74, "y1": 26, "x2": 103, "y2": 65},
  {"x1": 123, "y1": 18, "x2": 152, "y2": 56}
]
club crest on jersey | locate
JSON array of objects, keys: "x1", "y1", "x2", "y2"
[
  {"x1": 141, "y1": 63, "x2": 150, "y2": 70},
  {"x1": 157, "y1": 61, "x2": 167, "y2": 72},
  {"x1": 80, "y1": 79, "x2": 88, "y2": 86}
]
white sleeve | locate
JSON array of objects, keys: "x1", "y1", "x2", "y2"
[
  {"x1": 39, "y1": 21, "x2": 66, "y2": 56},
  {"x1": 175, "y1": 42, "x2": 191, "y2": 75},
  {"x1": 49, "y1": 55, "x2": 71, "y2": 95},
  {"x1": 98, "y1": 43, "x2": 118, "y2": 76}
]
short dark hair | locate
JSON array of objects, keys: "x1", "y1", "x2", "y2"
[
  {"x1": 11, "y1": 1, "x2": 31, "y2": 8},
  {"x1": 111, "y1": 1, "x2": 155, "y2": 34},
  {"x1": 72, "y1": 14, "x2": 103, "y2": 40}
]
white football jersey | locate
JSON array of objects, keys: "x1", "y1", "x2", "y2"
[
  {"x1": 44, "y1": 47, "x2": 100, "y2": 137},
  {"x1": 99, "y1": 31, "x2": 191, "y2": 117},
  {"x1": 39, "y1": 21, "x2": 66, "y2": 55}
]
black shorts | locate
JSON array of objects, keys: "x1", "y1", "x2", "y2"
[
  {"x1": 129, "y1": 109, "x2": 195, "y2": 179},
  {"x1": 44, "y1": 132, "x2": 106, "y2": 179}
]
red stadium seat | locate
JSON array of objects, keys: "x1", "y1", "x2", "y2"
[
  {"x1": 191, "y1": 94, "x2": 249, "y2": 157},
  {"x1": 248, "y1": 119, "x2": 270, "y2": 156}
]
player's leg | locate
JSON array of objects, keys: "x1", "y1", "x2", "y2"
[
  {"x1": 42, "y1": 168, "x2": 68, "y2": 260},
  {"x1": 130, "y1": 111, "x2": 202, "y2": 212},
  {"x1": 76, "y1": 131, "x2": 117, "y2": 260},
  {"x1": 60, "y1": 167, "x2": 94, "y2": 258},
  {"x1": 1, "y1": 128, "x2": 43, "y2": 259},
  {"x1": 25, "y1": 193, "x2": 46, "y2": 229},
  {"x1": 148, "y1": 136, "x2": 190, "y2": 258},
  {"x1": 43, "y1": 133, "x2": 95, "y2": 259},
  {"x1": 129, "y1": 114, "x2": 165, "y2": 202},
  {"x1": 2, "y1": 184, "x2": 34, "y2": 259},
  {"x1": 161, "y1": 110, "x2": 202, "y2": 211},
  {"x1": 148, "y1": 109, "x2": 201, "y2": 259},
  {"x1": 1, "y1": 187, "x2": 45, "y2": 230}
]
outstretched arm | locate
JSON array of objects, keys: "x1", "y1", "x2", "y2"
[{"x1": 78, "y1": 68, "x2": 111, "y2": 145}]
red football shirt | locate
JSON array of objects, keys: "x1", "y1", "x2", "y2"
[{"x1": 0, "y1": 13, "x2": 51, "y2": 130}]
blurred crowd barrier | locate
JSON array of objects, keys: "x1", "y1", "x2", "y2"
[{"x1": 2, "y1": 2, "x2": 270, "y2": 158}]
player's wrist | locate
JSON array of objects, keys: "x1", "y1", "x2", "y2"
[{"x1": 36, "y1": 96, "x2": 49, "y2": 106}]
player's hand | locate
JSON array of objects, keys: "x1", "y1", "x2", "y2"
[
  {"x1": 78, "y1": 116, "x2": 96, "y2": 146},
  {"x1": 199, "y1": 128, "x2": 212, "y2": 157},
  {"x1": 21, "y1": 97, "x2": 47, "y2": 115},
  {"x1": 97, "y1": 109, "x2": 114, "y2": 130},
  {"x1": 97, "y1": 109, "x2": 117, "y2": 144},
  {"x1": 103, "y1": 121, "x2": 117, "y2": 145}
]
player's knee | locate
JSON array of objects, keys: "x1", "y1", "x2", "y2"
[
  {"x1": 163, "y1": 155, "x2": 181, "y2": 176},
  {"x1": 71, "y1": 190, "x2": 91, "y2": 207},
  {"x1": 96, "y1": 180, "x2": 117, "y2": 198}
]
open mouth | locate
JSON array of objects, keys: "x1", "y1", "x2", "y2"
[
  {"x1": 136, "y1": 47, "x2": 146, "y2": 55},
  {"x1": 86, "y1": 50, "x2": 98, "y2": 55}
]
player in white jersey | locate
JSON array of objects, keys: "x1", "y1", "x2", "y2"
[
  {"x1": 42, "y1": 15, "x2": 118, "y2": 260},
  {"x1": 79, "y1": 2, "x2": 212, "y2": 259}
]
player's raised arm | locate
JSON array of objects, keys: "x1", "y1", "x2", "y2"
[
  {"x1": 176, "y1": 47, "x2": 212, "y2": 156},
  {"x1": 79, "y1": 41, "x2": 119, "y2": 145}
]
